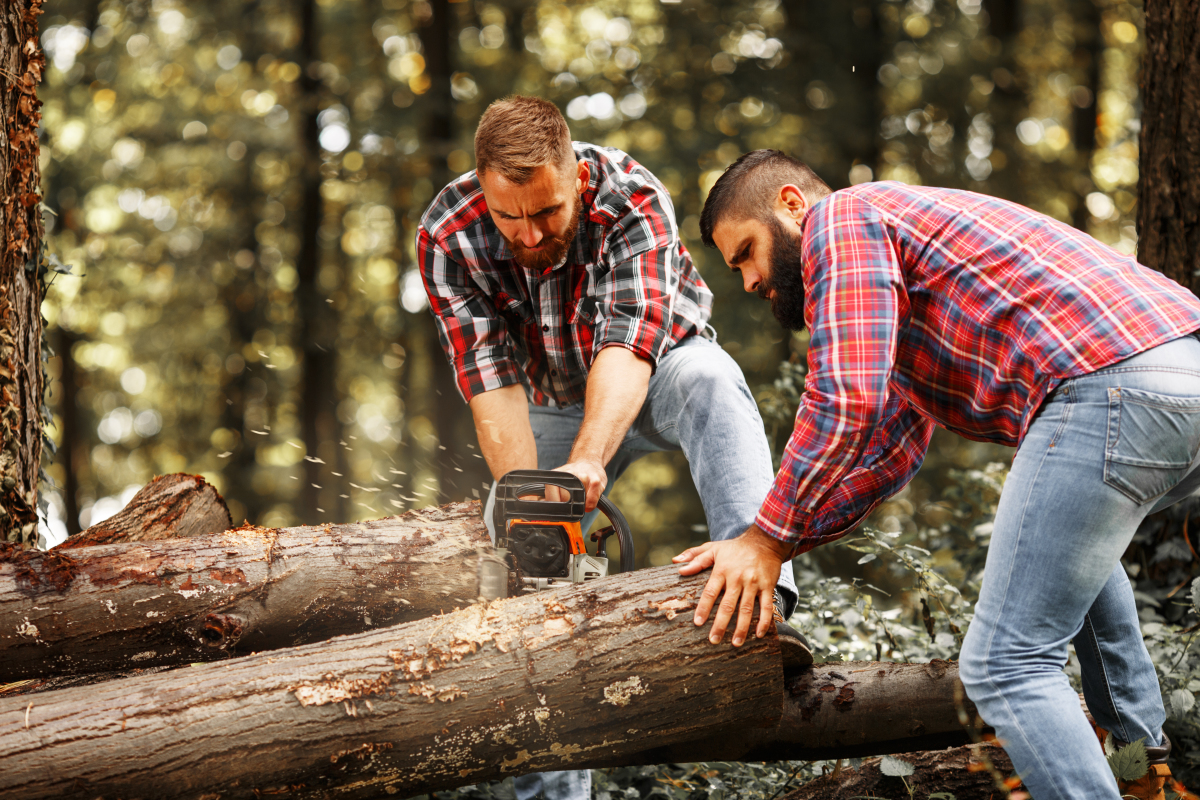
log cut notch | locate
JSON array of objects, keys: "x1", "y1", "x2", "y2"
[
  {"x1": 0, "y1": 501, "x2": 490, "y2": 681},
  {"x1": 0, "y1": 566, "x2": 781, "y2": 800}
]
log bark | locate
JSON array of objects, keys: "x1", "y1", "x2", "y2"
[
  {"x1": 784, "y1": 741, "x2": 1016, "y2": 800},
  {"x1": 0, "y1": 500, "x2": 490, "y2": 681},
  {"x1": 57, "y1": 473, "x2": 232, "y2": 549},
  {"x1": 0, "y1": 565, "x2": 782, "y2": 800},
  {"x1": 1137, "y1": 0, "x2": 1200, "y2": 292},
  {"x1": 621, "y1": 659, "x2": 991, "y2": 765}
]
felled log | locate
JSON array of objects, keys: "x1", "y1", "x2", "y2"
[
  {"x1": 0, "y1": 565, "x2": 782, "y2": 800},
  {"x1": 0, "y1": 501, "x2": 490, "y2": 681},
  {"x1": 622, "y1": 659, "x2": 990, "y2": 765},
  {"x1": 784, "y1": 741, "x2": 1015, "y2": 800},
  {"x1": 57, "y1": 473, "x2": 232, "y2": 549}
]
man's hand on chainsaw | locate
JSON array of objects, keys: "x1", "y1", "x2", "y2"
[
  {"x1": 674, "y1": 525, "x2": 790, "y2": 647},
  {"x1": 548, "y1": 458, "x2": 607, "y2": 511}
]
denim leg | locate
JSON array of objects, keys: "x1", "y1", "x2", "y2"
[
  {"x1": 622, "y1": 337, "x2": 798, "y2": 610},
  {"x1": 513, "y1": 770, "x2": 591, "y2": 800},
  {"x1": 959, "y1": 336, "x2": 1200, "y2": 799}
]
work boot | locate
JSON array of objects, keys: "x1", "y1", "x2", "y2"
[
  {"x1": 1094, "y1": 726, "x2": 1173, "y2": 800},
  {"x1": 773, "y1": 590, "x2": 813, "y2": 669}
]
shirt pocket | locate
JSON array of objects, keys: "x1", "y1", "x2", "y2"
[{"x1": 1103, "y1": 386, "x2": 1200, "y2": 504}]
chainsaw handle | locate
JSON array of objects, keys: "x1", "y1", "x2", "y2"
[{"x1": 596, "y1": 495, "x2": 636, "y2": 573}]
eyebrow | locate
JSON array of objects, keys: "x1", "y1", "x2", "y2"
[
  {"x1": 495, "y1": 203, "x2": 561, "y2": 219},
  {"x1": 729, "y1": 239, "x2": 751, "y2": 267}
]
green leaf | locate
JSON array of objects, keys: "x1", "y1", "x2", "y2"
[
  {"x1": 1106, "y1": 737, "x2": 1149, "y2": 782},
  {"x1": 927, "y1": 794, "x2": 957, "y2": 800},
  {"x1": 879, "y1": 755, "x2": 915, "y2": 777},
  {"x1": 1170, "y1": 688, "x2": 1195, "y2": 717},
  {"x1": 857, "y1": 553, "x2": 877, "y2": 565},
  {"x1": 1191, "y1": 577, "x2": 1200, "y2": 617}
]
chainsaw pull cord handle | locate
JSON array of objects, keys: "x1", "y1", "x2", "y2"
[{"x1": 595, "y1": 495, "x2": 635, "y2": 573}]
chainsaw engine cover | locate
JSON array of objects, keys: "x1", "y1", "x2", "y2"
[{"x1": 508, "y1": 523, "x2": 570, "y2": 578}]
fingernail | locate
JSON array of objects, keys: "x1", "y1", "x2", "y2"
[
  {"x1": 694, "y1": 615, "x2": 703, "y2": 626},
  {"x1": 732, "y1": 637, "x2": 743, "y2": 646},
  {"x1": 709, "y1": 634, "x2": 719, "y2": 644}
]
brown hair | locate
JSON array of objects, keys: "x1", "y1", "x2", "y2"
[
  {"x1": 700, "y1": 150, "x2": 831, "y2": 247},
  {"x1": 474, "y1": 96, "x2": 575, "y2": 184}
]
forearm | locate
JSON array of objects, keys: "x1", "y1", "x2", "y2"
[
  {"x1": 469, "y1": 384, "x2": 537, "y2": 479},
  {"x1": 569, "y1": 345, "x2": 652, "y2": 465}
]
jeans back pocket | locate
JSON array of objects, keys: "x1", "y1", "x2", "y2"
[{"x1": 1104, "y1": 386, "x2": 1200, "y2": 504}]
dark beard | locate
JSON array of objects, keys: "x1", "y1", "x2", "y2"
[
  {"x1": 759, "y1": 215, "x2": 807, "y2": 331},
  {"x1": 508, "y1": 195, "x2": 582, "y2": 271}
]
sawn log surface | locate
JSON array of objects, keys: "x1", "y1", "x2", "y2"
[
  {"x1": 0, "y1": 501, "x2": 490, "y2": 681},
  {"x1": 0, "y1": 565, "x2": 782, "y2": 800}
]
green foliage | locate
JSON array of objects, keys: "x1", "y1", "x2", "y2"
[{"x1": 1106, "y1": 738, "x2": 1149, "y2": 783}]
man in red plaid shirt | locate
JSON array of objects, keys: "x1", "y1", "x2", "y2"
[
  {"x1": 418, "y1": 102, "x2": 806, "y2": 800},
  {"x1": 681, "y1": 149, "x2": 1200, "y2": 799}
]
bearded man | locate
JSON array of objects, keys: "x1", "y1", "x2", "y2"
[
  {"x1": 678, "y1": 148, "x2": 1200, "y2": 800},
  {"x1": 417, "y1": 100, "x2": 809, "y2": 800}
]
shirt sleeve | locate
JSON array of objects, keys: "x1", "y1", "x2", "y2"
[
  {"x1": 590, "y1": 182, "x2": 681, "y2": 367},
  {"x1": 755, "y1": 194, "x2": 926, "y2": 552},
  {"x1": 417, "y1": 225, "x2": 524, "y2": 403}
]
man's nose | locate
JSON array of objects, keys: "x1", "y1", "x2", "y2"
[
  {"x1": 518, "y1": 221, "x2": 543, "y2": 248},
  {"x1": 743, "y1": 271, "x2": 760, "y2": 293}
]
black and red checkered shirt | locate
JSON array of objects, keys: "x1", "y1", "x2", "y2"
[{"x1": 418, "y1": 143, "x2": 713, "y2": 407}]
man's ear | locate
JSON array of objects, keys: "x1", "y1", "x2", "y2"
[
  {"x1": 776, "y1": 184, "x2": 809, "y2": 221},
  {"x1": 576, "y1": 160, "x2": 590, "y2": 194}
]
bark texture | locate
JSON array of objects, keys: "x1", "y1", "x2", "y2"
[
  {"x1": 784, "y1": 742, "x2": 1016, "y2": 800},
  {"x1": 57, "y1": 473, "x2": 232, "y2": 549},
  {"x1": 0, "y1": 1, "x2": 45, "y2": 547},
  {"x1": 0, "y1": 500, "x2": 489, "y2": 681},
  {"x1": 1138, "y1": 0, "x2": 1200, "y2": 290},
  {"x1": 621, "y1": 660, "x2": 990, "y2": 765},
  {"x1": 0, "y1": 565, "x2": 782, "y2": 800}
]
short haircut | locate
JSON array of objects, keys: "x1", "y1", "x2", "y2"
[
  {"x1": 474, "y1": 96, "x2": 575, "y2": 184},
  {"x1": 700, "y1": 150, "x2": 831, "y2": 247}
]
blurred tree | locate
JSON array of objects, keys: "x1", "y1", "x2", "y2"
[
  {"x1": 1, "y1": 0, "x2": 47, "y2": 546},
  {"x1": 1137, "y1": 0, "x2": 1200, "y2": 291}
]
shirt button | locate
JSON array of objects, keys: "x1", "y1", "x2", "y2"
[
  {"x1": 550, "y1": 369, "x2": 558, "y2": 377},
  {"x1": 542, "y1": 324, "x2": 549, "y2": 331}
]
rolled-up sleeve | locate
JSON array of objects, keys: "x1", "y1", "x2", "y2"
[
  {"x1": 591, "y1": 182, "x2": 681, "y2": 367},
  {"x1": 418, "y1": 225, "x2": 523, "y2": 403},
  {"x1": 755, "y1": 194, "x2": 923, "y2": 553}
]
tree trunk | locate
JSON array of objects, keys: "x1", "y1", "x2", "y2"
[
  {"x1": 57, "y1": 473, "x2": 231, "y2": 549},
  {"x1": 784, "y1": 742, "x2": 1016, "y2": 800},
  {"x1": 0, "y1": 1, "x2": 45, "y2": 547},
  {"x1": 0, "y1": 500, "x2": 489, "y2": 681},
  {"x1": 1138, "y1": 0, "x2": 1200, "y2": 291},
  {"x1": 0, "y1": 566, "x2": 783, "y2": 800}
]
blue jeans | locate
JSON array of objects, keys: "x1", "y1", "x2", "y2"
[
  {"x1": 960, "y1": 334, "x2": 1200, "y2": 799},
  {"x1": 484, "y1": 335, "x2": 798, "y2": 800}
]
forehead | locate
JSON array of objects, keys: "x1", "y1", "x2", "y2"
[{"x1": 480, "y1": 164, "x2": 571, "y2": 210}]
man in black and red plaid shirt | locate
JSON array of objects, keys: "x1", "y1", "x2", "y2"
[{"x1": 417, "y1": 96, "x2": 806, "y2": 800}]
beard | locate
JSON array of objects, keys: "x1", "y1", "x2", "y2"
[
  {"x1": 759, "y1": 215, "x2": 807, "y2": 331},
  {"x1": 508, "y1": 195, "x2": 583, "y2": 271}
]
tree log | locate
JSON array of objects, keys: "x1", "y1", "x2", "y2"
[
  {"x1": 57, "y1": 473, "x2": 233, "y2": 549},
  {"x1": 620, "y1": 659, "x2": 991, "y2": 765},
  {"x1": 784, "y1": 742, "x2": 1015, "y2": 800},
  {"x1": 0, "y1": 566, "x2": 782, "y2": 800},
  {"x1": 0, "y1": 501, "x2": 490, "y2": 681}
]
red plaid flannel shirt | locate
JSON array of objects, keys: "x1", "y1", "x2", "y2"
[
  {"x1": 417, "y1": 143, "x2": 712, "y2": 407},
  {"x1": 761, "y1": 182, "x2": 1200, "y2": 555}
]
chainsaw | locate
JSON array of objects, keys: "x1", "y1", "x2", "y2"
[{"x1": 478, "y1": 470, "x2": 635, "y2": 599}]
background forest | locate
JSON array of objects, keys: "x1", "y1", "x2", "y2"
[{"x1": 30, "y1": 0, "x2": 1200, "y2": 793}]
